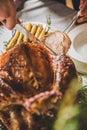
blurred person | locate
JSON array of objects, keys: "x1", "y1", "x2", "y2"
[
  {"x1": 0, "y1": 0, "x2": 16, "y2": 29},
  {"x1": 77, "y1": 0, "x2": 87, "y2": 24},
  {"x1": 0, "y1": 0, "x2": 87, "y2": 30},
  {"x1": 58, "y1": 0, "x2": 87, "y2": 24},
  {"x1": 0, "y1": 0, "x2": 26, "y2": 29}
]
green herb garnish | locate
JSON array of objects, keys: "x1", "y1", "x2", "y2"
[{"x1": 46, "y1": 15, "x2": 51, "y2": 33}]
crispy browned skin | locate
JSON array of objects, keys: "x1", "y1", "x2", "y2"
[
  {"x1": 53, "y1": 54, "x2": 77, "y2": 93},
  {"x1": 0, "y1": 42, "x2": 77, "y2": 130},
  {"x1": 0, "y1": 43, "x2": 54, "y2": 130},
  {"x1": 0, "y1": 105, "x2": 34, "y2": 130},
  {"x1": 0, "y1": 43, "x2": 54, "y2": 97}
]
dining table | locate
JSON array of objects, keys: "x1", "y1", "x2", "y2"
[
  {"x1": 17, "y1": 0, "x2": 75, "y2": 31},
  {"x1": 0, "y1": 0, "x2": 87, "y2": 85},
  {"x1": 0, "y1": 1, "x2": 87, "y2": 130}
]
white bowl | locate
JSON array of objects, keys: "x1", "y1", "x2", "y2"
[{"x1": 68, "y1": 23, "x2": 87, "y2": 74}]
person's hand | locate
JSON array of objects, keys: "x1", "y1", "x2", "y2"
[
  {"x1": 77, "y1": 0, "x2": 87, "y2": 24},
  {"x1": 0, "y1": 0, "x2": 16, "y2": 30}
]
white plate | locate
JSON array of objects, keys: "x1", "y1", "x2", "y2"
[
  {"x1": 0, "y1": 21, "x2": 46, "y2": 54},
  {"x1": 68, "y1": 23, "x2": 87, "y2": 74}
]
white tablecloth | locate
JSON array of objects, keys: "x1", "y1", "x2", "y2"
[{"x1": 17, "y1": 0, "x2": 75, "y2": 31}]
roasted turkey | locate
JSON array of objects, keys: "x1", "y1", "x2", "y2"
[{"x1": 0, "y1": 31, "x2": 77, "y2": 130}]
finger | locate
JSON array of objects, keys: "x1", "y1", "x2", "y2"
[
  {"x1": 80, "y1": 0, "x2": 87, "y2": 15},
  {"x1": 5, "y1": 17, "x2": 16, "y2": 30},
  {"x1": 79, "y1": 0, "x2": 86, "y2": 9},
  {"x1": 77, "y1": 15, "x2": 87, "y2": 23},
  {"x1": 0, "y1": 0, "x2": 16, "y2": 29},
  {"x1": 0, "y1": 3, "x2": 10, "y2": 22}
]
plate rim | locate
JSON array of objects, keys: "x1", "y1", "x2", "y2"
[{"x1": 68, "y1": 23, "x2": 87, "y2": 63}]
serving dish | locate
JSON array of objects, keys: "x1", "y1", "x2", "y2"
[
  {"x1": 68, "y1": 23, "x2": 87, "y2": 74},
  {"x1": 0, "y1": 21, "x2": 87, "y2": 130},
  {"x1": 0, "y1": 21, "x2": 46, "y2": 54}
]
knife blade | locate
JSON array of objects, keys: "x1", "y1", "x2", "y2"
[
  {"x1": 16, "y1": 18, "x2": 39, "y2": 43},
  {"x1": 16, "y1": 17, "x2": 57, "y2": 55},
  {"x1": 63, "y1": 11, "x2": 80, "y2": 33}
]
